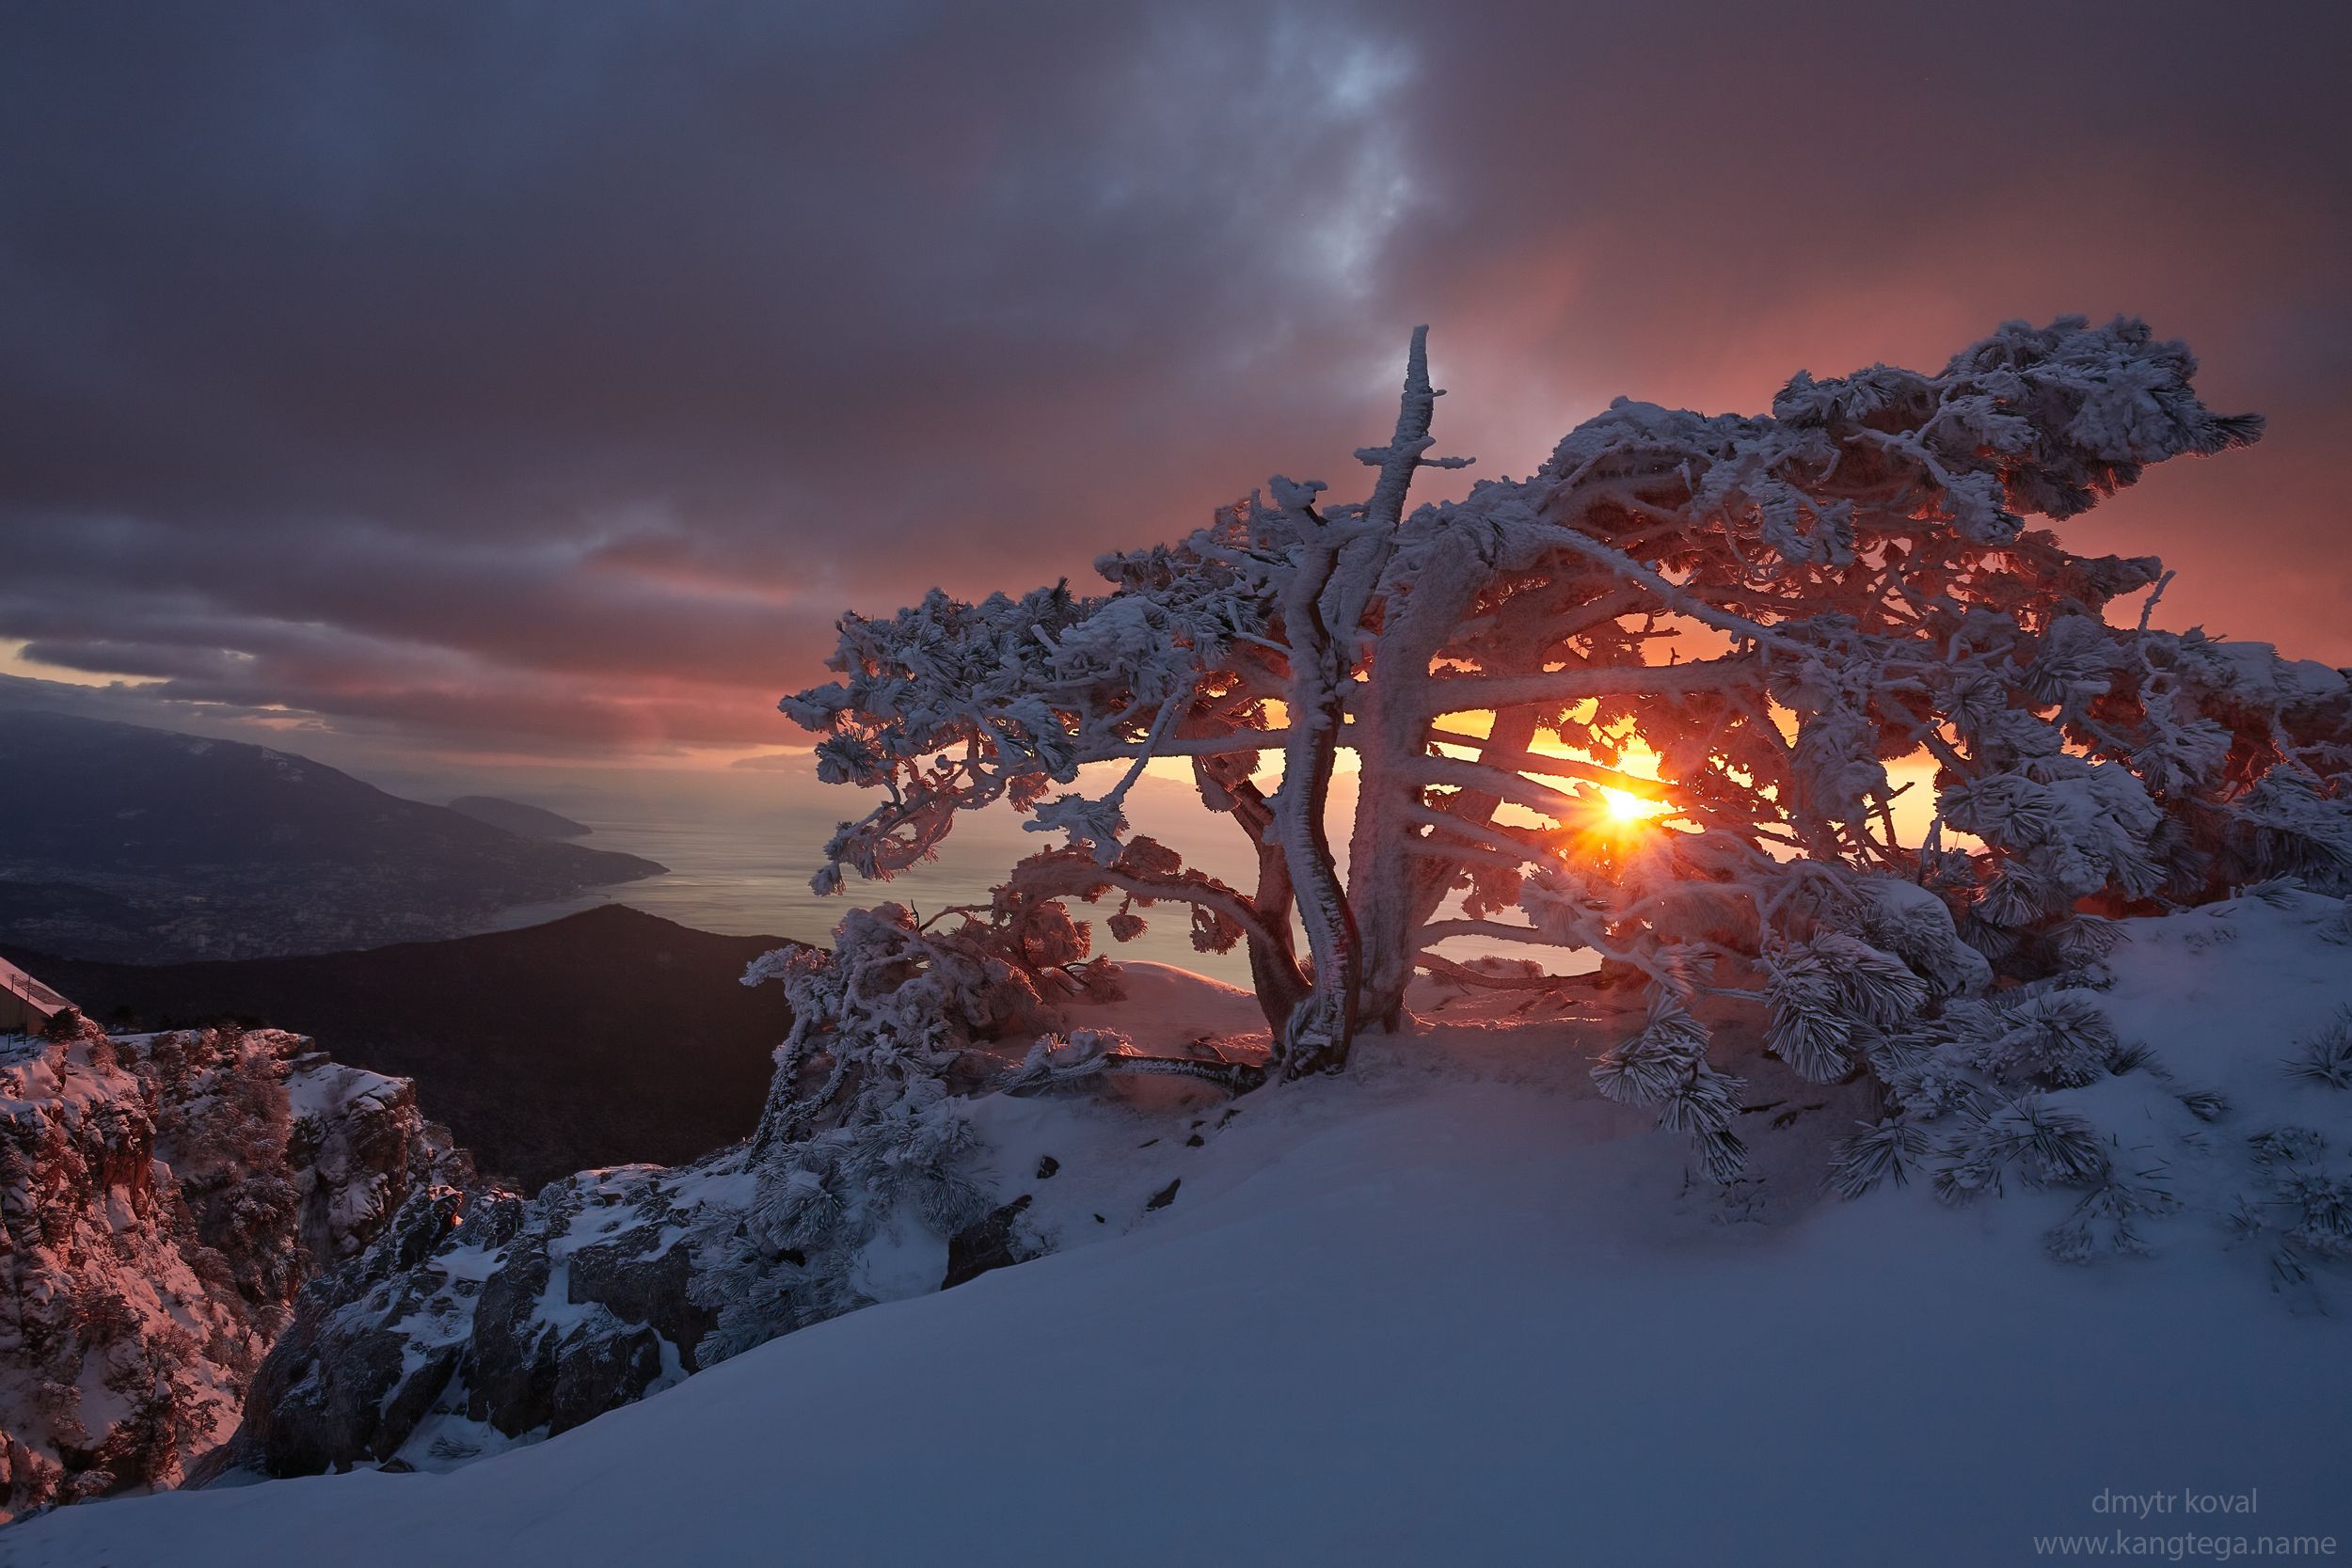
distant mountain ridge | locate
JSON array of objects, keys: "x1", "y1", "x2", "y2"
[
  {"x1": 0, "y1": 710, "x2": 665, "y2": 961},
  {"x1": 447, "y1": 795, "x2": 594, "y2": 838}
]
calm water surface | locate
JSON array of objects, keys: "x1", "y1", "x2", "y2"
[
  {"x1": 466, "y1": 768, "x2": 1574, "y2": 988},
  {"x1": 470, "y1": 781, "x2": 1262, "y2": 984}
]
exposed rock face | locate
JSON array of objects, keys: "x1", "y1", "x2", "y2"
[
  {"x1": 231, "y1": 1156, "x2": 773, "y2": 1473},
  {"x1": 942, "y1": 1195, "x2": 1040, "y2": 1289},
  {"x1": 225, "y1": 1146, "x2": 1040, "y2": 1474},
  {"x1": 0, "y1": 1022, "x2": 457, "y2": 1520}
]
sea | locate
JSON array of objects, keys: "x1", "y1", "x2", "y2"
[
  {"x1": 457, "y1": 764, "x2": 1570, "y2": 989},
  {"x1": 465, "y1": 770, "x2": 1263, "y2": 986}
]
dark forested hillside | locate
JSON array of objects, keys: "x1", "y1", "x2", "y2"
[{"x1": 5, "y1": 906, "x2": 792, "y2": 1189}]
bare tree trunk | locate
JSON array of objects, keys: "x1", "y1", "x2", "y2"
[
  {"x1": 1334, "y1": 328, "x2": 1475, "y2": 1034},
  {"x1": 1268, "y1": 504, "x2": 1360, "y2": 1075},
  {"x1": 1196, "y1": 760, "x2": 1310, "y2": 1032},
  {"x1": 1273, "y1": 326, "x2": 1464, "y2": 1073},
  {"x1": 1343, "y1": 541, "x2": 1494, "y2": 1032},
  {"x1": 1240, "y1": 819, "x2": 1309, "y2": 1033}
]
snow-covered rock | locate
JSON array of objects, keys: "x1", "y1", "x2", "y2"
[
  {"x1": 212, "y1": 960, "x2": 1270, "y2": 1475},
  {"x1": 0, "y1": 1024, "x2": 460, "y2": 1519},
  {"x1": 24, "y1": 894, "x2": 2342, "y2": 1564},
  {"x1": 228, "y1": 1159, "x2": 733, "y2": 1475}
]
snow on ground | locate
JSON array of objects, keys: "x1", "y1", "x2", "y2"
[{"x1": 10, "y1": 895, "x2": 2352, "y2": 1566}]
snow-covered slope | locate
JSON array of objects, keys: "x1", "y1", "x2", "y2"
[{"x1": 11, "y1": 894, "x2": 2352, "y2": 1566}]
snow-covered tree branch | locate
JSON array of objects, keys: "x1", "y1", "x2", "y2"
[{"x1": 778, "y1": 315, "x2": 2350, "y2": 1173}]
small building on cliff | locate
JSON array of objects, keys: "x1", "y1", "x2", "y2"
[{"x1": 0, "y1": 956, "x2": 76, "y2": 1036}]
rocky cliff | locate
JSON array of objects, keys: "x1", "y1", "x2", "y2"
[
  {"x1": 0, "y1": 1020, "x2": 461, "y2": 1519},
  {"x1": 230, "y1": 1159, "x2": 754, "y2": 1473},
  {"x1": 225, "y1": 1144, "x2": 999, "y2": 1474},
  {"x1": 203, "y1": 956, "x2": 1262, "y2": 1479}
]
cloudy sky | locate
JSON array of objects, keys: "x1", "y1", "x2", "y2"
[{"x1": 4, "y1": 0, "x2": 2346, "y2": 792}]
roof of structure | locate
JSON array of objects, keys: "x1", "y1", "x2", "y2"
[{"x1": 0, "y1": 956, "x2": 75, "y2": 1018}]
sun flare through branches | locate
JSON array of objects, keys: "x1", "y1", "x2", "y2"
[
  {"x1": 780, "y1": 317, "x2": 2351, "y2": 1176},
  {"x1": 1599, "y1": 786, "x2": 1671, "y2": 825}
]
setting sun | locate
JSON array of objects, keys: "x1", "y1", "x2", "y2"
[{"x1": 1599, "y1": 785, "x2": 1670, "y2": 823}]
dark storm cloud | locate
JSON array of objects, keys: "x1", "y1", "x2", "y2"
[{"x1": 3, "y1": 0, "x2": 2346, "y2": 763}]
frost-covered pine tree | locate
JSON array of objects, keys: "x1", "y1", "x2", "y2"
[
  {"x1": 728, "y1": 888, "x2": 1265, "y2": 1329},
  {"x1": 777, "y1": 317, "x2": 2352, "y2": 1174}
]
